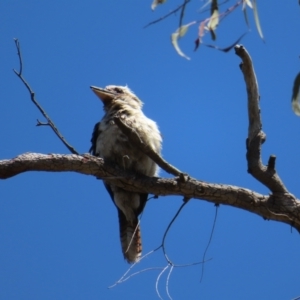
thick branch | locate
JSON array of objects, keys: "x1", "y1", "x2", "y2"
[
  {"x1": 1, "y1": 153, "x2": 300, "y2": 232},
  {"x1": 235, "y1": 45, "x2": 287, "y2": 194}
]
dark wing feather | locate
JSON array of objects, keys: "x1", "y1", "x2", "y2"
[
  {"x1": 104, "y1": 183, "x2": 115, "y2": 203},
  {"x1": 89, "y1": 122, "x2": 101, "y2": 155}
]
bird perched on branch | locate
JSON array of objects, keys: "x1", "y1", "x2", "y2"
[{"x1": 90, "y1": 85, "x2": 162, "y2": 263}]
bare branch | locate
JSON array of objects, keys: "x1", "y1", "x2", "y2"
[
  {"x1": 165, "y1": 265, "x2": 174, "y2": 300},
  {"x1": 108, "y1": 249, "x2": 161, "y2": 288},
  {"x1": 109, "y1": 266, "x2": 163, "y2": 288},
  {"x1": 144, "y1": 0, "x2": 190, "y2": 29},
  {"x1": 200, "y1": 204, "x2": 219, "y2": 283},
  {"x1": 1, "y1": 153, "x2": 300, "y2": 231},
  {"x1": 179, "y1": 0, "x2": 190, "y2": 29},
  {"x1": 235, "y1": 45, "x2": 288, "y2": 194},
  {"x1": 161, "y1": 201, "x2": 188, "y2": 265},
  {"x1": 156, "y1": 265, "x2": 169, "y2": 300},
  {"x1": 13, "y1": 39, "x2": 79, "y2": 155}
]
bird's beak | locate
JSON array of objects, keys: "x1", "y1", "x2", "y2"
[{"x1": 90, "y1": 86, "x2": 116, "y2": 103}]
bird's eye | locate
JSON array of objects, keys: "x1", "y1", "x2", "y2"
[{"x1": 114, "y1": 87, "x2": 123, "y2": 94}]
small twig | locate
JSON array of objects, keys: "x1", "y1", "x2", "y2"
[
  {"x1": 179, "y1": 0, "x2": 190, "y2": 29},
  {"x1": 108, "y1": 248, "x2": 161, "y2": 288},
  {"x1": 13, "y1": 38, "x2": 79, "y2": 155},
  {"x1": 161, "y1": 201, "x2": 188, "y2": 264},
  {"x1": 160, "y1": 199, "x2": 210, "y2": 267},
  {"x1": 113, "y1": 115, "x2": 183, "y2": 177},
  {"x1": 14, "y1": 39, "x2": 23, "y2": 75},
  {"x1": 200, "y1": 204, "x2": 219, "y2": 283},
  {"x1": 267, "y1": 155, "x2": 276, "y2": 171},
  {"x1": 194, "y1": 0, "x2": 244, "y2": 52},
  {"x1": 108, "y1": 260, "x2": 138, "y2": 288},
  {"x1": 110, "y1": 267, "x2": 164, "y2": 287},
  {"x1": 156, "y1": 265, "x2": 170, "y2": 300},
  {"x1": 144, "y1": 0, "x2": 191, "y2": 29},
  {"x1": 166, "y1": 265, "x2": 174, "y2": 300},
  {"x1": 36, "y1": 119, "x2": 49, "y2": 126},
  {"x1": 198, "y1": 0, "x2": 229, "y2": 13},
  {"x1": 163, "y1": 223, "x2": 213, "y2": 267},
  {"x1": 109, "y1": 199, "x2": 207, "y2": 293}
]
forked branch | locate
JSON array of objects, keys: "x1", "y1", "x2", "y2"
[{"x1": 235, "y1": 45, "x2": 288, "y2": 193}]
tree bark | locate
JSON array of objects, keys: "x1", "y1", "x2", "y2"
[{"x1": 1, "y1": 152, "x2": 299, "y2": 232}]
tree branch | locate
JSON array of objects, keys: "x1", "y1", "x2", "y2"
[
  {"x1": 13, "y1": 38, "x2": 79, "y2": 155},
  {"x1": 144, "y1": 0, "x2": 191, "y2": 29},
  {"x1": 1, "y1": 153, "x2": 300, "y2": 232},
  {"x1": 179, "y1": 0, "x2": 190, "y2": 29},
  {"x1": 235, "y1": 45, "x2": 288, "y2": 194}
]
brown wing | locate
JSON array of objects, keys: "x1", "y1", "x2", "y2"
[{"x1": 89, "y1": 122, "x2": 101, "y2": 155}]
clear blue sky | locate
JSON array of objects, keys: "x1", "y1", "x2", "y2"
[{"x1": 1, "y1": 1, "x2": 300, "y2": 299}]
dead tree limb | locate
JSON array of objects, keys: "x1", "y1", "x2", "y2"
[
  {"x1": 1, "y1": 153, "x2": 300, "y2": 232},
  {"x1": 235, "y1": 45, "x2": 288, "y2": 194}
]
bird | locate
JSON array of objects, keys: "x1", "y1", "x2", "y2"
[{"x1": 89, "y1": 85, "x2": 162, "y2": 263}]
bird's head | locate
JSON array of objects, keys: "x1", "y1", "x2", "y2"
[{"x1": 90, "y1": 85, "x2": 143, "y2": 111}]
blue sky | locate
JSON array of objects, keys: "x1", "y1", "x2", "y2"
[{"x1": 1, "y1": 1, "x2": 300, "y2": 299}]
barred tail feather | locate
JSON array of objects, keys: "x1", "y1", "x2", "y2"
[{"x1": 118, "y1": 209, "x2": 142, "y2": 263}]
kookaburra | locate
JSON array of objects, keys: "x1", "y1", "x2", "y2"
[{"x1": 90, "y1": 85, "x2": 162, "y2": 263}]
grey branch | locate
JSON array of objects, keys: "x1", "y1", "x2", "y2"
[
  {"x1": 0, "y1": 153, "x2": 300, "y2": 232},
  {"x1": 13, "y1": 38, "x2": 79, "y2": 155},
  {"x1": 235, "y1": 45, "x2": 288, "y2": 194}
]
